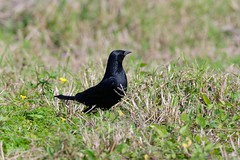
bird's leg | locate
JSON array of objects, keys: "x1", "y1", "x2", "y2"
[{"x1": 82, "y1": 105, "x2": 96, "y2": 113}]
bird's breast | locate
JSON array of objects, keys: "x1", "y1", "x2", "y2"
[{"x1": 113, "y1": 72, "x2": 127, "y2": 95}]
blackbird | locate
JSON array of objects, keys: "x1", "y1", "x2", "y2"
[{"x1": 55, "y1": 50, "x2": 131, "y2": 113}]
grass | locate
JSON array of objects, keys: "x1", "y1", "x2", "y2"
[{"x1": 0, "y1": 0, "x2": 240, "y2": 159}]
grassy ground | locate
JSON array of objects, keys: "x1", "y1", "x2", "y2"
[{"x1": 0, "y1": 0, "x2": 239, "y2": 159}]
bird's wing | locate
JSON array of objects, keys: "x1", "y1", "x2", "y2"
[{"x1": 80, "y1": 76, "x2": 118, "y2": 101}]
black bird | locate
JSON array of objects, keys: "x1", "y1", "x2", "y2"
[{"x1": 55, "y1": 50, "x2": 131, "y2": 113}]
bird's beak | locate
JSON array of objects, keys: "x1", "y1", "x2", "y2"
[{"x1": 124, "y1": 50, "x2": 131, "y2": 56}]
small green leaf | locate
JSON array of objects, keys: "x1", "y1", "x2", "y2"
[
  {"x1": 139, "y1": 62, "x2": 147, "y2": 67},
  {"x1": 150, "y1": 125, "x2": 169, "y2": 138},
  {"x1": 232, "y1": 114, "x2": 239, "y2": 121},
  {"x1": 202, "y1": 93, "x2": 212, "y2": 105},
  {"x1": 196, "y1": 116, "x2": 207, "y2": 128},
  {"x1": 0, "y1": 115, "x2": 8, "y2": 122},
  {"x1": 46, "y1": 146, "x2": 54, "y2": 156},
  {"x1": 179, "y1": 125, "x2": 189, "y2": 135},
  {"x1": 83, "y1": 149, "x2": 96, "y2": 160},
  {"x1": 115, "y1": 143, "x2": 129, "y2": 153},
  {"x1": 205, "y1": 143, "x2": 214, "y2": 151},
  {"x1": 195, "y1": 134, "x2": 201, "y2": 143},
  {"x1": 219, "y1": 109, "x2": 227, "y2": 121},
  {"x1": 181, "y1": 113, "x2": 190, "y2": 122},
  {"x1": 28, "y1": 114, "x2": 44, "y2": 120}
]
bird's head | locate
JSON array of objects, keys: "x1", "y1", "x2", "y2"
[
  {"x1": 103, "y1": 50, "x2": 131, "y2": 78},
  {"x1": 109, "y1": 50, "x2": 131, "y2": 63}
]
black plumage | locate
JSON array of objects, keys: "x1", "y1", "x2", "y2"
[{"x1": 55, "y1": 50, "x2": 131, "y2": 113}]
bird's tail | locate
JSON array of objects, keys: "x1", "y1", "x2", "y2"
[{"x1": 54, "y1": 94, "x2": 76, "y2": 101}]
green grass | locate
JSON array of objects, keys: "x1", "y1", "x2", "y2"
[{"x1": 0, "y1": 0, "x2": 240, "y2": 159}]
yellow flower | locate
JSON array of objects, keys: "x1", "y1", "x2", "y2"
[
  {"x1": 144, "y1": 154, "x2": 149, "y2": 160},
  {"x1": 60, "y1": 117, "x2": 66, "y2": 122},
  {"x1": 59, "y1": 77, "x2": 67, "y2": 83},
  {"x1": 20, "y1": 95, "x2": 27, "y2": 100},
  {"x1": 118, "y1": 110, "x2": 124, "y2": 116},
  {"x1": 182, "y1": 137, "x2": 192, "y2": 148},
  {"x1": 182, "y1": 143, "x2": 188, "y2": 148}
]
